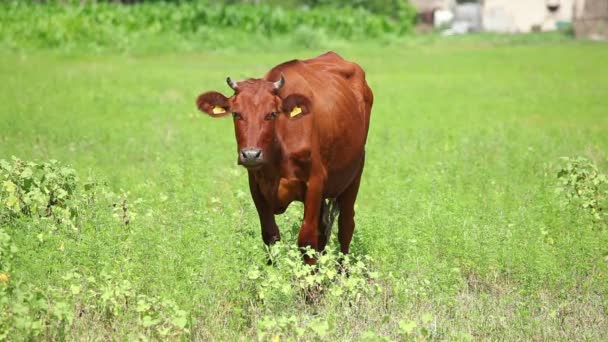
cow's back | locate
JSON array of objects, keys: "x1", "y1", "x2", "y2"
[
  {"x1": 265, "y1": 52, "x2": 373, "y2": 196},
  {"x1": 299, "y1": 52, "x2": 373, "y2": 135}
]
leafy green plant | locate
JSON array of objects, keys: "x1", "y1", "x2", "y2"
[
  {"x1": 0, "y1": 157, "x2": 164, "y2": 339},
  {"x1": 1, "y1": 267, "x2": 190, "y2": 340},
  {"x1": 243, "y1": 242, "x2": 383, "y2": 340},
  {"x1": 0, "y1": 157, "x2": 137, "y2": 230},
  {"x1": 248, "y1": 242, "x2": 381, "y2": 305},
  {"x1": 357, "y1": 314, "x2": 441, "y2": 341},
  {"x1": 396, "y1": 313, "x2": 437, "y2": 340},
  {"x1": 0, "y1": 283, "x2": 74, "y2": 340},
  {"x1": 73, "y1": 271, "x2": 189, "y2": 339},
  {"x1": 556, "y1": 157, "x2": 608, "y2": 224},
  {"x1": 0, "y1": 228, "x2": 15, "y2": 278},
  {"x1": 1, "y1": 227, "x2": 73, "y2": 339},
  {"x1": 256, "y1": 314, "x2": 333, "y2": 341},
  {"x1": 107, "y1": 189, "x2": 140, "y2": 226},
  {"x1": 0, "y1": 157, "x2": 79, "y2": 226}
]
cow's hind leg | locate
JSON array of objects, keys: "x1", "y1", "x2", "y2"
[{"x1": 337, "y1": 158, "x2": 364, "y2": 255}]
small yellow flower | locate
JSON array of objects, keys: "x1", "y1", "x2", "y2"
[{"x1": 0, "y1": 272, "x2": 10, "y2": 284}]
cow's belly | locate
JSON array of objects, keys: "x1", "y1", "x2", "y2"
[
  {"x1": 318, "y1": 127, "x2": 366, "y2": 197},
  {"x1": 265, "y1": 151, "x2": 362, "y2": 213},
  {"x1": 267, "y1": 116, "x2": 367, "y2": 210},
  {"x1": 323, "y1": 152, "x2": 364, "y2": 197}
]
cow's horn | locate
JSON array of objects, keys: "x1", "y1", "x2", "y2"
[
  {"x1": 226, "y1": 77, "x2": 238, "y2": 91},
  {"x1": 273, "y1": 73, "x2": 285, "y2": 90}
]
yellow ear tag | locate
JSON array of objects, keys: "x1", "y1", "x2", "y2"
[
  {"x1": 212, "y1": 106, "x2": 226, "y2": 115},
  {"x1": 290, "y1": 106, "x2": 302, "y2": 118}
]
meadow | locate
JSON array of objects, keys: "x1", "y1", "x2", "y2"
[{"x1": 1, "y1": 28, "x2": 608, "y2": 339}]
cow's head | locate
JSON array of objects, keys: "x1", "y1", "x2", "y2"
[{"x1": 196, "y1": 74, "x2": 310, "y2": 170}]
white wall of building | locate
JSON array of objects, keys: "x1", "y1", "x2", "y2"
[{"x1": 483, "y1": 0, "x2": 574, "y2": 33}]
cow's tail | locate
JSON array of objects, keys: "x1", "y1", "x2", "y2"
[{"x1": 322, "y1": 198, "x2": 340, "y2": 243}]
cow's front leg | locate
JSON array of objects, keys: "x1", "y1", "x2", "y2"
[
  {"x1": 248, "y1": 175, "x2": 280, "y2": 246},
  {"x1": 298, "y1": 177, "x2": 324, "y2": 264}
]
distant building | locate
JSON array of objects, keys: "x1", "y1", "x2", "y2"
[
  {"x1": 410, "y1": 0, "x2": 579, "y2": 33},
  {"x1": 482, "y1": 0, "x2": 574, "y2": 33},
  {"x1": 573, "y1": 0, "x2": 608, "y2": 40},
  {"x1": 409, "y1": 0, "x2": 455, "y2": 25}
]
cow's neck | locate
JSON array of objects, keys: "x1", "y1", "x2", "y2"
[
  {"x1": 248, "y1": 141, "x2": 306, "y2": 209},
  {"x1": 250, "y1": 142, "x2": 284, "y2": 185},
  {"x1": 249, "y1": 141, "x2": 289, "y2": 200}
]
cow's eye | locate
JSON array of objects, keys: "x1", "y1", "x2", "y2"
[
  {"x1": 232, "y1": 112, "x2": 242, "y2": 120},
  {"x1": 265, "y1": 112, "x2": 278, "y2": 121}
]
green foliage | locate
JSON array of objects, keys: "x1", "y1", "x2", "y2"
[
  {"x1": 246, "y1": 0, "x2": 416, "y2": 20},
  {"x1": 0, "y1": 268, "x2": 190, "y2": 340},
  {"x1": 292, "y1": 25, "x2": 328, "y2": 49},
  {"x1": 0, "y1": 157, "x2": 79, "y2": 225},
  {"x1": 0, "y1": 157, "x2": 186, "y2": 339},
  {"x1": 0, "y1": 226, "x2": 73, "y2": 339},
  {"x1": 360, "y1": 313, "x2": 441, "y2": 341},
  {"x1": 556, "y1": 157, "x2": 608, "y2": 224},
  {"x1": 0, "y1": 1, "x2": 416, "y2": 52},
  {"x1": 247, "y1": 242, "x2": 383, "y2": 340},
  {"x1": 63, "y1": 271, "x2": 190, "y2": 339},
  {"x1": 0, "y1": 228, "x2": 15, "y2": 276},
  {"x1": 0, "y1": 157, "x2": 135, "y2": 231},
  {"x1": 248, "y1": 242, "x2": 381, "y2": 305},
  {"x1": 0, "y1": 283, "x2": 74, "y2": 340},
  {"x1": 397, "y1": 313, "x2": 437, "y2": 339},
  {"x1": 256, "y1": 314, "x2": 333, "y2": 341}
]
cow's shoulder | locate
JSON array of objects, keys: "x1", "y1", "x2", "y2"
[
  {"x1": 265, "y1": 51, "x2": 355, "y2": 82},
  {"x1": 266, "y1": 52, "x2": 372, "y2": 119},
  {"x1": 302, "y1": 53, "x2": 369, "y2": 95}
]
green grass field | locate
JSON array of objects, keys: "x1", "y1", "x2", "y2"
[{"x1": 1, "y1": 36, "x2": 608, "y2": 339}]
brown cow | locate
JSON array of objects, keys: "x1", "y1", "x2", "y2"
[{"x1": 196, "y1": 52, "x2": 373, "y2": 261}]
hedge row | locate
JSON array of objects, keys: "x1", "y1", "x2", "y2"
[{"x1": 0, "y1": 1, "x2": 416, "y2": 50}]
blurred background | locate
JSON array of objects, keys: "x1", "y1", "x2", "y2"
[{"x1": 1, "y1": 0, "x2": 606, "y2": 53}]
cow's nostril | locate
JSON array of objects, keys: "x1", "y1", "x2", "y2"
[{"x1": 240, "y1": 148, "x2": 263, "y2": 162}]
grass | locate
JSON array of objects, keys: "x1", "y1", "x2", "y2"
[{"x1": 1, "y1": 35, "x2": 608, "y2": 339}]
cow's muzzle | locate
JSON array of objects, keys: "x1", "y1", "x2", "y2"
[{"x1": 239, "y1": 148, "x2": 264, "y2": 168}]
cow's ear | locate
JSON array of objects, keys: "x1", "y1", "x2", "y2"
[
  {"x1": 281, "y1": 94, "x2": 311, "y2": 119},
  {"x1": 196, "y1": 91, "x2": 231, "y2": 117}
]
